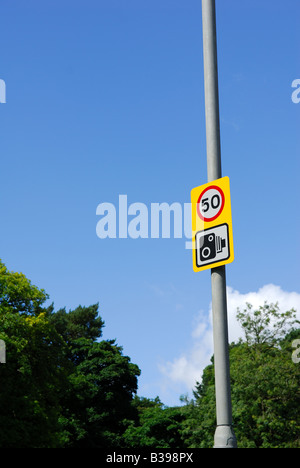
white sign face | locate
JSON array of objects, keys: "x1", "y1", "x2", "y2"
[
  {"x1": 197, "y1": 185, "x2": 225, "y2": 222},
  {"x1": 195, "y1": 223, "x2": 230, "y2": 268}
]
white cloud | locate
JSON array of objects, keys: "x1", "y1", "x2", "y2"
[
  {"x1": 159, "y1": 284, "x2": 300, "y2": 398},
  {"x1": 158, "y1": 309, "x2": 213, "y2": 391},
  {"x1": 227, "y1": 284, "x2": 300, "y2": 343}
]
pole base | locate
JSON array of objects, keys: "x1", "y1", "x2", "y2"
[{"x1": 214, "y1": 425, "x2": 237, "y2": 448}]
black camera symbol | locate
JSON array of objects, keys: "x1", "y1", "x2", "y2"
[{"x1": 199, "y1": 233, "x2": 226, "y2": 262}]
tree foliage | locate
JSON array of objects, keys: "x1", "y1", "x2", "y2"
[
  {"x1": 182, "y1": 302, "x2": 300, "y2": 448},
  {"x1": 0, "y1": 260, "x2": 140, "y2": 448},
  {"x1": 123, "y1": 396, "x2": 187, "y2": 448},
  {"x1": 0, "y1": 261, "x2": 67, "y2": 447},
  {"x1": 0, "y1": 259, "x2": 299, "y2": 448}
]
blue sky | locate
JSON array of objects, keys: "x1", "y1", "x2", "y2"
[{"x1": 1, "y1": 0, "x2": 299, "y2": 406}]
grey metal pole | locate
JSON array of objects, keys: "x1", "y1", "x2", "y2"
[{"x1": 201, "y1": 0, "x2": 237, "y2": 448}]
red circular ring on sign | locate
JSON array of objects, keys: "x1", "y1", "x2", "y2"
[{"x1": 197, "y1": 185, "x2": 225, "y2": 222}]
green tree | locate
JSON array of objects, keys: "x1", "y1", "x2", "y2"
[
  {"x1": 123, "y1": 396, "x2": 187, "y2": 448},
  {"x1": 49, "y1": 304, "x2": 141, "y2": 448},
  {"x1": 236, "y1": 301, "x2": 299, "y2": 347},
  {"x1": 59, "y1": 339, "x2": 141, "y2": 448},
  {"x1": 0, "y1": 260, "x2": 141, "y2": 448},
  {"x1": 232, "y1": 302, "x2": 300, "y2": 448},
  {"x1": 180, "y1": 363, "x2": 216, "y2": 448},
  {"x1": 0, "y1": 260, "x2": 48, "y2": 316},
  {"x1": 0, "y1": 260, "x2": 68, "y2": 447},
  {"x1": 182, "y1": 302, "x2": 300, "y2": 448}
]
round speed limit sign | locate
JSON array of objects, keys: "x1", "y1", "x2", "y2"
[{"x1": 197, "y1": 185, "x2": 225, "y2": 222}]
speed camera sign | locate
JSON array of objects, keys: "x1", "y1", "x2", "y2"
[{"x1": 191, "y1": 177, "x2": 234, "y2": 272}]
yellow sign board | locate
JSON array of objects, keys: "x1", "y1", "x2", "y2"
[{"x1": 191, "y1": 176, "x2": 234, "y2": 272}]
